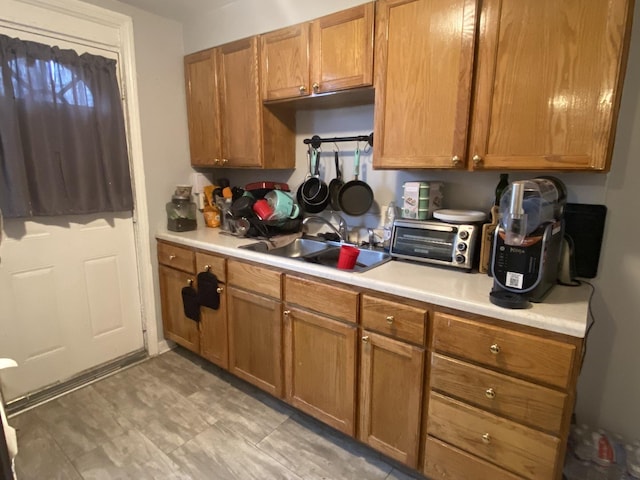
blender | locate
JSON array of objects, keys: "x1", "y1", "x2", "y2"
[{"x1": 490, "y1": 177, "x2": 567, "y2": 308}]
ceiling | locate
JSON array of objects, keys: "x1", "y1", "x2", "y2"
[{"x1": 115, "y1": 0, "x2": 236, "y2": 22}]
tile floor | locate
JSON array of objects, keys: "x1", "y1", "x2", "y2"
[{"x1": 10, "y1": 348, "x2": 426, "y2": 480}]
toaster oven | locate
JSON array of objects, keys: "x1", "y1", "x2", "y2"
[{"x1": 390, "y1": 218, "x2": 480, "y2": 270}]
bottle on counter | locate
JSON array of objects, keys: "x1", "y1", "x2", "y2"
[{"x1": 383, "y1": 201, "x2": 396, "y2": 252}]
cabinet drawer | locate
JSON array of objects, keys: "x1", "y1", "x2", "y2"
[
  {"x1": 424, "y1": 436, "x2": 524, "y2": 480},
  {"x1": 284, "y1": 275, "x2": 358, "y2": 324},
  {"x1": 227, "y1": 260, "x2": 281, "y2": 299},
  {"x1": 157, "y1": 242, "x2": 195, "y2": 273},
  {"x1": 361, "y1": 294, "x2": 426, "y2": 345},
  {"x1": 428, "y1": 392, "x2": 559, "y2": 480},
  {"x1": 432, "y1": 312, "x2": 576, "y2": 389},
  {"x1": 430, "y1": 353, "x2": 567, "y2": 434},
  {"x1": 195, "y1": 251, "x2": 226, "y2": 282}
]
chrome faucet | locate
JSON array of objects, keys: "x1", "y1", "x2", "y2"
[{"x1": 302, "y1": 214, "x2": 348, "y2": 242}]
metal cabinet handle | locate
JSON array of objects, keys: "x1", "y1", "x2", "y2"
[
  {"x1": 362, "y1": 335, "x2": 370, "y2": 343},
  {"x1": 299, "y1": 85, "x2": 306, "y2": 94},
  {"x1": 169, "y1": 254, "x2": 176, "y2": 260},
  {"x1": 485, "y1": 388, "x2": 496, "y2": 399},
  {"x1": 482, "y1": 433, "x2": 491, "y2": 444},
  {"x1": 473, "y1": 154, "x2": 483, "y2": 167},
  {"x1": 222, "y1": 158, "x2": 229, "y2": 165},
  {"x1": 490, "y1": 344, "x2": 500, "y2": 355},
  {"x1": 312, "y1": 82, "x2": 319, "y2": 93},
  {"x1": 386, "y1": 315, "x2": 395, "y2": 325},
  {"x1": 452, "y1": 155, "x2": 461, "y2": 166},
  {"x1": 204, "y1": 264, "x2": 211, "y2": 272},
  {"x1": 216, "y1": 287, "x2": 224, "y2": 294},
  {"x1": 187, "y1": 278, "x2": 194, "y2": 286},
  {"x1": 283, "y1": 310, "x2": 291, "y2": 317}
]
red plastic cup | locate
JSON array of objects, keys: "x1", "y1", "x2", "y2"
[
  {"x1": 252, "y1": 199, "x2": 273, "y2": 220},
  {"x1": 337, "y1": 245, "x2": 360, "y2": 270}
]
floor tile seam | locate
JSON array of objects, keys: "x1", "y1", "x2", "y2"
[{"x1": 212, "y1": 422, "x2": 305, "y2": 480}]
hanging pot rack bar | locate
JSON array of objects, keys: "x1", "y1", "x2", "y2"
[{"x1": 303, "y1": 132, "x2": 374, "y2": 150}]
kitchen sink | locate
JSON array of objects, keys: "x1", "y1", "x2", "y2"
[{"x1": 239, "y1": 237, "x2": 392, "y2": 273}]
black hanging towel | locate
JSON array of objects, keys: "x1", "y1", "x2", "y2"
[
  {"x1": 182, "y1": 283, "x2": 200, "y2": 322},
  {"x1": 197, "y1": 271, "x2": 221, "y2": 310}
]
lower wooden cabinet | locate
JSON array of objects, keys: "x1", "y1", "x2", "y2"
[
  {"x1": 158, "y1": 265, "x2": 201, "y2": 353},
  {"x1": 358, "y1": 330, "x2": 425, "y2": 468},
  {"x1": 283, "y1": 307, "x2": 357, "y2": 435},
  {"x1": 195, "y1": 251, "x2": 228, "y2": 369},
  {"x1": 227, "y1": 285, "x2": 283, "y2": 397},
  {"x1": 156, "y1": 242, "x2": 584, "y2": 480}
]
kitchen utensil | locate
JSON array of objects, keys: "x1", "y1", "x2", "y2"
[
  {"x1": 478, "y1": 205, "x2": 499, "y2": 274},
  {"x1": 328, "y1": 150, "x2": 344, "y2": 210},
  {"x1": 298, "y1": 147, "x2": 329, "y2": 213},
  {"x1": 337, "y1": 245, "x2": 360, "y2": 270},
  {"x1": 265, "y1": 190, "x2": 300, "y2": 220},
  {"x1": 252, "y1": 199, "x2": 273, "y2": 220},
  {"x1": 433, "y1": 209, "x2": 486, "y2": 223},
  {"x1": 338, "y1": 147, "x2": 373, "y2": 216},
  {"x1": 301, "y1": 148, "x2": 329, "y2": 205},
  {"x1": 230, "y1": 195, "x2": 256, "y2": 218}
]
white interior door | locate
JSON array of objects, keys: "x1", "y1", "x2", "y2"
[{"x1": 0, "y1": 20, "x2": 145, "y2": 402}]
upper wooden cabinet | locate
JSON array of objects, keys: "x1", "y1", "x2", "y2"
[
  {"x1": 184, "y1": 37, "x2": 295, "y2": 168},
  {"x1": 373, "y1": 0, "x2": 478, "y2": 170},
  {"x1": 469, "y1": 0, "x2": 633, "y2": 171},
  {"x1": 184, "y1": 49, "x2": 221, "y2": 167},
  {"x1": 374, "y1": 0, "x2": 633, "y2": 171},
  {"x1": 260, "y1": 2, "x2": 375, "y2": 101}
]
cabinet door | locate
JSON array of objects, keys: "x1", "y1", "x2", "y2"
[
  {"x1": 310, "y1": 2, "x2": 374, "y2": 94},
  {"x1": 227, "y1": 286, "x2": 283, "y2": 397},
  {"x1": 199, "y1": 285, "x2": 228, "y2": 370},
  {"x1": 373, "y1": 0, "x2": 478, "y2": 169},
  {"x1": 469, "y1": 0, "x2": 633, "y2": 171},
  {"x1": 359, "y1": 330, "x2": 424, "y2": 468},
  {"x1": 184, "y1": 48, "x2": 222, "y2": 167},
  {"x1": 283, "y1": 307, "x2": 357, "y2": 435},
  {"x1": 158, "y1": 265, "x2": 200, "y2": 353},
  {"x1": 260, "y1": 23, "x2": 310, "y2": 100},
  {"x1": 218, "y1": 37, "x2": 262, "y2": 167}
]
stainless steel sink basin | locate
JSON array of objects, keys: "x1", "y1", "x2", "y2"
[{"x1": 239, "y1": 237, "x2": 392, "y2": 272}]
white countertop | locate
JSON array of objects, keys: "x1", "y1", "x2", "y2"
[{"x1": 156, "y1": 227, "x2": 592, "y2": 338}]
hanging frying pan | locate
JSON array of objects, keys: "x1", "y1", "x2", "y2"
[
  {"x1": 338, "y1": 146, "x2": 374, "y2": 216},
  {"x1": 328, "y1": 150, "x2": 344, "y2": 211},
  {"x1": 297, "y1": 147, "x2": 329, "y2": 213}
]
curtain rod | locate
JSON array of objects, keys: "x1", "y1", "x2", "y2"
[{"x1": 303, "y1": 133, "x2": 373, "y2": 149}]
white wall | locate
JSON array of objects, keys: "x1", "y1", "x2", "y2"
[
  {"x1": 183, "y1": 1, "x2": 640, "y2": 440},
  {"x1": 79, "y1": 0, "x2": 192, "y2": 344}
]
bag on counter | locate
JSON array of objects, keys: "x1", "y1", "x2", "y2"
[
  {"x1": 181, "y1": 284, "x2": 200, "y2": 322},
  {"x1": 197, "y1": 271, "x2": 220, "y2": 310}
]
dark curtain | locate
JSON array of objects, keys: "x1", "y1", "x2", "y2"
[{"x1": 0, "y1": 34, "x2": 133, "y2": 218}]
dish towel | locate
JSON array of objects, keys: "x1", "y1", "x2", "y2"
[
  {"x1": 181, "y1": 284, "x2": 200, "y2": 322},
  {"x1": 0, "y1": 358, "x2": 18, "y2": 480},
  {"x1": 197, "y1": 271, "x2": 220, "y2": 310}
]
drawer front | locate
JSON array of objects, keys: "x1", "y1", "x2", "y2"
[
  {"x1": 432, "y1": 312, "x2": 576, "y2": 389},
  {"x1": 428, "y1": 392, "x2": 559, "y2": 480},
  {"x1": 430, "y1": 353, "x2": 567, "y2": 434},
  {"x1": 285, "y1": 275, "x2": 358, "y2": 324},
  {"x1": 157, "y1": 242, "x2": 195, "y2": 273},
  {"x1": 424, "y1": 436, "x2": 524, "y2": 480},
  {"x1": 227, "y1": 260, "x2": 281, "y2": 299},
  {"x1": 361, "y1": 294, "x2": 427, "y2": 345},
  {"x1": 195, "y1": 251, "x2": 226, "y2": 282}
]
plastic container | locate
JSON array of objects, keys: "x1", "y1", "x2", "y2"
[{"x1": 383, "y1": 202, "x2": 397, "y2": 252}]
